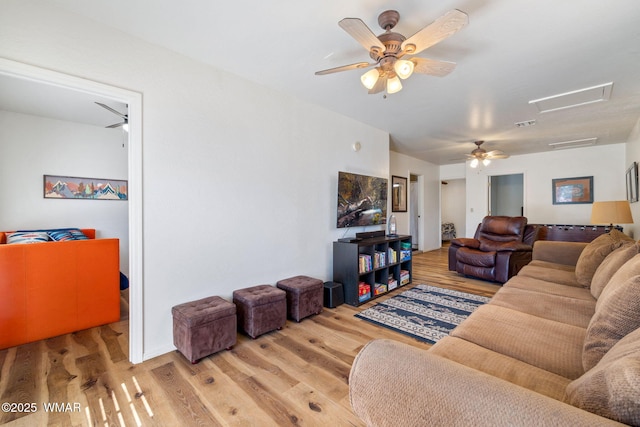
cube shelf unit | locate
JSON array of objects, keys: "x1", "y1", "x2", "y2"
[{"x1": 333, "y1": 235, "x2": 412, "y2": 306}]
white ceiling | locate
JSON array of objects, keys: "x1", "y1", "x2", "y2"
[{"x1": 4, "y1": 0, "x2": 640, "y2": 164}]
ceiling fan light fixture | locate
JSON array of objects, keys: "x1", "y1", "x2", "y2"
[
  {"x1": 360, "y1": 68, "x2": 380, "y2": 90},
  {"x1": 482, "y1": 158, "x2": 491, "y2": 166},
  {"x1": 470, "y1": 158, "x2": 479, "y2": 168},
  {"x1": 387, "y1": 76, "x2": 402, "y2": 94},
  {"x1": 394, "y1": 59, "x2": 414, "y2": 79}
]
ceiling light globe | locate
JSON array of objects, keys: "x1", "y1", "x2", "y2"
[
  {"x1": 394, "y1": 60, "x2": 415, "y2": 79},
  {"x1": 470, "y1": 158, "x2": 479, "y2": 168},
  {"x1": 482, "y1": 158, "x2": 491, "y2": 166},
  {"x1": 360, "y1": 68, "x2": 380, "y2": 90},
  {"x1": 387, "y1": 76, "x2": 403, "y2": 94}
]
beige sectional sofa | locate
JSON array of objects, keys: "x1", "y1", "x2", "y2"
[{"x1": 349, "y1": 230, "x2": 640, "y2": 426}]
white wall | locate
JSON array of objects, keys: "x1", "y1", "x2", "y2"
[
  {"x1": 389, "y1": 151, "x2": 440, "y2": 251},
  {"x1": 626, "y1": 117, "x2": 640, "y2": 239},
  {"x1": 0, "y1": 1, "x2": 389, "y2": 359},
  {"x1": 0, "y1": 111, "x2": 129, "y2": 273},
  {"x1": 464, "y1": 144, "x2": 626, "y2": 236}
]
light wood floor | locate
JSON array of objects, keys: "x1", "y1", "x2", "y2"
[{"x1": 0, "y1": 245, "x2": 500, "y2": 426}]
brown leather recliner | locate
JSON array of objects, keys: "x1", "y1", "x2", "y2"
[{"x1": 448, "y1": 216, "x2": 539, "y2": 284}]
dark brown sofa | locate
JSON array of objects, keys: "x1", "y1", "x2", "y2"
[{"x1": 448, "y1": 216, "x2": 538, "y2": 283}]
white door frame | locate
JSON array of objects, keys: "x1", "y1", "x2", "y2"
[{"x1": 0, "y1": 58, "x2": 145, "y2": 363}]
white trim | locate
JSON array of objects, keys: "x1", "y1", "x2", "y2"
[{"x1": 0, "y1": 58, "x2": 145, "y2": 364}]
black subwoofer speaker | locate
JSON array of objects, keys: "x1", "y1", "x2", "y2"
[{"x1": 323, "y1": 281, "x2": 344, "y2": 308}]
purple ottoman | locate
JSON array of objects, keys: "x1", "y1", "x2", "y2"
[
  {"x1": 233, "y1": 285, "x2": 286, "y2": 338},
  {"x1": 172, "y1": 296, "x2": 236, "y2": 363},
  {"x1": 276, "y1": 275, "x2": 323, "y2": 322}
]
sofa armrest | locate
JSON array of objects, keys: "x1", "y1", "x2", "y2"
[
  {"x1": 349, "y1": 339, "x2": 623, "y2": 427},
  {"x1": 532, "y1": 240, "x2": 587, "y2": 266}
]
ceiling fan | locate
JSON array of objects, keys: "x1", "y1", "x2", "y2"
[
  {"x1": 315, "y1": 9, "x2": 468, "y2": 94},
  {"x1": 467, "y1": 141, "x2": 510, "y2": 167},
  {"x1": 95, "y1": 102, "x2": 128, "y2": 129}
]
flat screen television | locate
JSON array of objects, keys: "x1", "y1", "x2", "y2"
[{"x1": 337, "y1": 171, "x2": 388, "y2": 228}]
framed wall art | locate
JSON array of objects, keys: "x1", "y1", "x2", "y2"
[
  {"x1": 44, "y1": 175, "x2": 128, "y2": 200},
  {"x1": 626, "y1": 161, "x2": 638, "y2": 203},
  {"x1": 392, "y1": 175, "x2": 408, "y2": 212},
  {"x1": 552, "y1": 176, "x2": 593, "y2": 205}
]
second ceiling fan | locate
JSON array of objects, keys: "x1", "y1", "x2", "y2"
[
  {"x1": 315, "y1": 9, "x2": 468, "y2": 94},
  {"x1": 467, "y1": 141, "x2": 510, "y2": 168}
]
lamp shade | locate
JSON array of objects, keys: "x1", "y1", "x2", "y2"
[
  {"x1": 394, "y1": 59, "x2": 415, "y2": 79},
  {"x1": 590, "y1": 200, "x2": 634, "y2": 225},
  {"x1": 387, "y1": 76, "x2": 402, "y2": 94},
  {"x1": 360, "y1": 68, "x2": 380, "y2": 90}
]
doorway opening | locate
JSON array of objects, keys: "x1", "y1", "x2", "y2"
[
  {"x1": 0, "y1": 58, "x2": 144, "y2": 363},
  {"x1": 409, "y1": 174, "x2": 422, "y2": 251},
  {"x1": 489, "y1": 173, "x2": 524, "y2": 216}
]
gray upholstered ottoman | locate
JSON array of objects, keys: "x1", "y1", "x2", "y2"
[
  {"x1": 276, "y1": 275, "x2": 323, "y2": 322},
  {"x1": 233, "y1": 285, "x2": 286, "y2": 338},
  {"x1": 172, "y1": 296, "x2": 236, "y2": 363}
]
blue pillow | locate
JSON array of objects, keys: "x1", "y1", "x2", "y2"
[
  {"x1": 48, "y1": 230, "x2": 76, "y2": 241},
  {"x1": 69, "y1": 229, "x2": 89, "y2": 240},
  {"x1": 7, "y1": 232, "x2": 50, "y2": 244}
]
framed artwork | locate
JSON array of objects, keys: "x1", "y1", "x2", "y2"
[
  {"x1": 392, "y1": 175, "x2": 408, "y2": 212},
  {"x1": 626, "y1": 162, "x2": 638, "y2": 203},
  {"x1": 44, "y1": 175, "x2": 128, "y2": 200},
  {"x1": 552, "y1": 176, "x2": 593, "y2": 205}
]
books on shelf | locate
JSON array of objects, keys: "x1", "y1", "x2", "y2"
[
  {"x1": 374, "y1": 251, "x2": 386, "y2": 269},
  {"x1": 388, "y1": 248, "x2": 397, "y2": 264},
  {"x1": 388, "y1": 276, "x2": 398, "y2": 290},
  {"x1": 359, "y1": 254, "x2": 372, "y2": 273},
  {"x1": 358, "y1": 282, "x2": 371, "y2": 302},
  {"x1": 400, "y1": 249, "x2": 412, "y2": 262}
]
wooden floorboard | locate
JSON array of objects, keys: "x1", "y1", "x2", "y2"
[{"x1": 0, "y1": 246, "x2": 500, "y2": 426}]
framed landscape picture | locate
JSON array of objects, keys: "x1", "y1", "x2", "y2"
[
  {"x1": 552, "y1": 176, "x2": 593, "y2": 205},
  {"x1": 44, "y1": 175, "x2": 128, "y2": 200}
]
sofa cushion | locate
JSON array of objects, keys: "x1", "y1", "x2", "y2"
[
  {"x1": 566, "y1": 326, "x2": 640, "y2": 425},
  {"x1": 583, "y1": 275, "x2": 640, "y2": 371},
  {"x1": 591, "y1": 242, "x2": 640, "y2": 299},
  {"x1": 575, "y1": 230, "x2": 633, "y2": 288},
  {"x1": 518, "y1": 264, "x2": 581, "y2": 287},
  {"x1": 504, "y1": 275, "x2": 595, "y2": 302},
  {"x1": 490, "y1": 286, "x2": 595, "y2": 328},
  {"x1": 431, "y1": 336, "x2": 571, "y2": 401},
  {"x1": 451, "y1": 304, "x2": 586, "y2": 379},
  {"x1": 6, "y1": 231, "x2": 49, "y2": 244}
]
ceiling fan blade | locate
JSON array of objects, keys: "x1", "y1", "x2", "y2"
[
  {"x1": 411, "y1": 57, "x2": 457, "y2": 77},
  {"x1": 485, "y1": 151, "x2": 510, "y2": 159},
  {"x1": 106, "y1": 122, "x2": 125, "y2": 129},
  {"x1": 401, "y1": 9, "x2": 468, "y2": 55},
  {"x1": 339, "y1": 18, "x2": 384, "y2": 55},
  {"x1": 368, "y1": 75, "x2": 387, "y2": 94},
  {"x1": 315, "y1": 62, "x2": 374, "y2": 75},
  {"x1": 95, "y1": 102, "x2": 127, "y2": 120}
]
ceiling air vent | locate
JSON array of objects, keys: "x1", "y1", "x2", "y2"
[
  {"x1": 548, "y1": 137, "x2": 597, "y2": 150},
  {"x1": 529, "y1": 82, "x2": 613, "y2": 113},
  {"x1": 515, "y1": 119, "x2": 536, "y2": 128}
]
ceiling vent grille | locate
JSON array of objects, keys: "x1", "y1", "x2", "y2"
[
  {"x1": 548, "y1": 137, "x2": 597, "y2": 150},
  {"x1": 529, "y1": 82, "x2": 613, "y2": 113},
  {"x1": 515, "y1": 119, "x2": 536, "y2": 128}
]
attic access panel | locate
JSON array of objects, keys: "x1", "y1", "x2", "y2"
[{"x1": 530, "y1": 83, "x2": 613, "y2": 113}]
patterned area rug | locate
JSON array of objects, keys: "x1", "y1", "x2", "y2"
[{"x1": 355, "y1": 284, "x2": 491, "y2": 344}]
